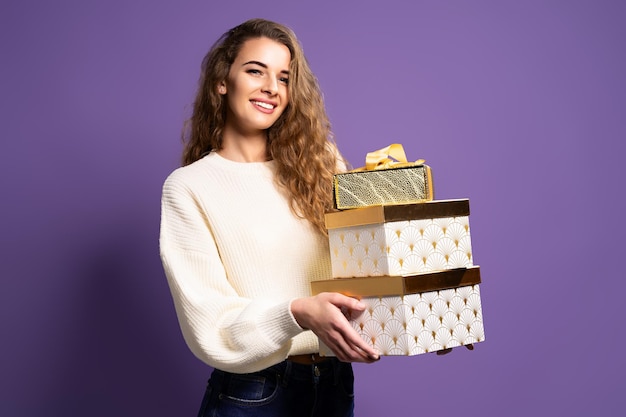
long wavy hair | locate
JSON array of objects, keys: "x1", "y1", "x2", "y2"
[{"x1": 182, "y1": 18, "x2": 341, "y2": 235}]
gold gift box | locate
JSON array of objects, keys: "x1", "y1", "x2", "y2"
[
  {"x1": 333, "y1": 164, "x2": 434, "y2": 210},
  {"x1": 325, "y1": 199, "x2": 473, "y2": 278},
  {"x1": 311, "y1": 266, "x2": 481, "y2": 297}
]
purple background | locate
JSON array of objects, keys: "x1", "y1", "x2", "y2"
[{"x1": 2, "y1": 1, "x2": 625, "y2": 416}]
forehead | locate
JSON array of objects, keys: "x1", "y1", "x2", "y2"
[{"x1": 234, "y1": 37, "x2": 291, "y2": 68}]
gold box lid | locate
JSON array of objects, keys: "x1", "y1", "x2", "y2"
[
  {"x1": 311, "y1": 266, "x2": 481, "y2": 297},
  {"x1": 325, "y1": 199, "x2": 470, "y2": 229}
]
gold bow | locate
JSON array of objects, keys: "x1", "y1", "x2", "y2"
[{"x1": 357, "y1": 143, "x2": 425, "y2": 171}]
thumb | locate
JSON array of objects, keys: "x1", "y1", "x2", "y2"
[{"x1": 333, "y1": 293, "x2": 366, "y2": 312}]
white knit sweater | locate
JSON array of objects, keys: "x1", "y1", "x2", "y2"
[{"x1": 159, "y1": 152, "x2": 333, "y2": 374}]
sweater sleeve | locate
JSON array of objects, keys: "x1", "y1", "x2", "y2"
[{"x1": 159, "y1": 172, "x2": 305, "y2": 374}]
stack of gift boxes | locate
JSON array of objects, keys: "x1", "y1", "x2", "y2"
[{"x1": 311, "y1": 144, "x2": 486, "y2": 356}]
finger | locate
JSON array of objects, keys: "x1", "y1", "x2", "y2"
[
  {"x1": 436, "y1": 347, "x2": 453, "y2": 356},
  {"x1": 324, "y1": 292, "x2": 366, "y2": 312},
  {"x1": 322, "y1": 322, "x2": 377, "y2": 363},
  {"x1": 345, "y1": 343, "x2": 379, "y2": 363},
  {"x1": 321, "y1": 329, "x2": 355, "y2": 362},
  {"x1": 328, "y1": 298, "x2": 379, "y2": 361},
  {"x1": 346, "y1": 334, "x2": 379, "y2": 361},
  {"x1": 332, "y1": 339, "x2": 376, "y2": 363},
  {"x1": 334, "y1": 320, "x2": 379, "y2": 362}
]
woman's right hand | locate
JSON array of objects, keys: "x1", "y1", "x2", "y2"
[{"x1": 290, "y1": 293, "x2": 380, "y2": 363}]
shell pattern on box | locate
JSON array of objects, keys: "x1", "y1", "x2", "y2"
[
  {"x1": 329, "y1": 216, "x2": 473, "y2": 278},
  {"x1": 320, "y1": 284, "x2": 484, "y2": 356}
]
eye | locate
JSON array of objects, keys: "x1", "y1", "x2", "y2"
[
  {"x1": 279, "y1": 77, "x2": 289, "y2": 85},
  {"x1": 246, "y1": 68, "x2": 263, "y2": 76}
]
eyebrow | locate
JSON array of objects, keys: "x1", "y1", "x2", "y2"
[{"x1": 243, "y1": 60, "x2": 290, "y2": 75}]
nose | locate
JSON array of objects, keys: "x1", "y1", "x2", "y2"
[{"x1": 262, "y1": 77, "x2": 278, "y2": 95}]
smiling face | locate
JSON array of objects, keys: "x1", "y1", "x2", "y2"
[{"x1": 219, "y1": 37, "x2": 291, "y2": 139}]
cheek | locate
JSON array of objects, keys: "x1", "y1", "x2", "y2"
[
  {"x1": 282, "y1": 88, "x2": 290, "y2": 106},
  {"x1": 224, "y1": 94, "x2": 245, "y2": 119}
]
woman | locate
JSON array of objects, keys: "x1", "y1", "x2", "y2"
[{"x1": 160, "y1": 18, "x2": 379, "y2": 416}]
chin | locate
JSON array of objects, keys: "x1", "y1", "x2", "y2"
[{"x1": 255, "y1": 120, "x2": 280, "y2": 130}]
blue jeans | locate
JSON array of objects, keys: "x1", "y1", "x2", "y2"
[{"x1": 197, "y1": 358, "x2": 354, "y2": 417}]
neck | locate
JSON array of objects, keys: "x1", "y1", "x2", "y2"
[{"x1": 219, "y1": 130, "x2": 269, "y2": 163}]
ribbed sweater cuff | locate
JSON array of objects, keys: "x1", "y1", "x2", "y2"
[{"x1": 256, "y1": 300, "x2": 304, "y2": 347}]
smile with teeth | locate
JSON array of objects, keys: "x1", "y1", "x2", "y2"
[{"x1": 251, "y1": 100, "x2": 275, "y2": 110}]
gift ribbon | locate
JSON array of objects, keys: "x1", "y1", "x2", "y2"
[{"x1": 356, "y1": 143, "x2": 425, "y2": 171}]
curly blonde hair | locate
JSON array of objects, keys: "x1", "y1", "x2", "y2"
[{"x1": 182, "y1": 18, "x2": 342, "y2": 234}]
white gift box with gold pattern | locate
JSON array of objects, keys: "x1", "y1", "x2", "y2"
[
  {"x1": 325, "y1": 199, "x2": 473, "y2": 278},
  {"x1": 311, "y1": 267, "x2": 485, "y2": 356}
]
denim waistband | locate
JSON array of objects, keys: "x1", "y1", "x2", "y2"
[{"x1": 212, "y1": 357, "x2": 346, "y2": 388}]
